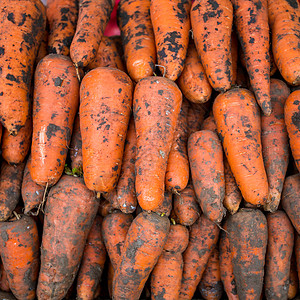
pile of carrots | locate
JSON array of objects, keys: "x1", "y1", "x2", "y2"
[{"x1": 0, "y1": 0, "x2": 299, "y2": 299}]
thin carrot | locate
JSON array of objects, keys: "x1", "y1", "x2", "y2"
[{"x1": 69, "y1": 113, "x2": 82, "y2": 173}]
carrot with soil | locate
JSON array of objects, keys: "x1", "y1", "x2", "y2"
[
  {"x1": 69, "y1": 114, "x2": 83, "y2": 173},
  {"x1": 152, "y1": 191, "x2": 173, "y2": 217}
]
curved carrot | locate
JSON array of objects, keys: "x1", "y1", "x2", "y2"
[
  {"x1": 133, "y1": 76, "x2": 182, "y2": 211},
  {"x1": 80, "y1": 67, "x2": 133, "y2": 193},
  {"x1": 30, "y1": 54, "x2": 79, "y2": 187},
  {"x1": 69, "y1": 113, "x2": 82, "y2": 172},
  {"x1": 118, "y1": 0, "x2": 155, "y2": 82},
  {"x1": 150, "y1": 0, "x2": 191, "y2": 81},
  {"x1": 213, "y1": 88, "x2": 268, "y2": 206},
  {"x1": 191, "y1": 0, "x2": 233, "y2": 92}
]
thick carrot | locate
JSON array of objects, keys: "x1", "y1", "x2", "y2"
[
  {"x1": 37, "y1": 175, "x2": 99, "y2": 300},
  {"x1": 80, "y1": 67, "x2": 133, "y2": 193},
  {"x1": 46, "y1": 0, "x2": 78, "y2": 55},
  {"x1": 0, "y1": 0, "x2": 46, "y2": 135},
  {"x1": 199, "y1": 248, "x2": 223, "y2": 300},
  {"x1": 153, "y1": 191, "x2": 173, "y2": 217},
  {"x1": 70, "y1": 0, "x2": 115, "y2": 68},
  {"x1": 191, "y1": 0, "x2": 233, "y2": 92},
  {"x1": 262, "y1": 79, "x2": 290, "y2": 212},
  {"x1": 118, "y1": 0, "x2": 155, "y2": 82},
  {"x1": 0, "y1": 215, "x2": 39, "y2": 300},
  {"x1": 228, "y1": 208, "x2": 268, "y2": 300},
  {"x1": 213, "y1": 88, "x2": 268, "y2": 206},
  {"x1": 188, "y1": 130, "x2": 225, "y2": 223},
  {"x1": 133, "y1": 76, "x2": 182, "y2": 211},
  {"x1": 76, "y1": 215, "x2": 107, "y2": 300},
  {"x1": 29, "y1": 54, "x2": 79, "y2": 187},
  {"x1": 69, "y1": 113, "x2": 83, "y2": 172},
  {"x1": 150, "y1": 0, "x2": 191, "y2": 81},
  {"x1": 179, "y1": 215, "x2": 220, "y2": 299},
  {"x1": 173, "y1": 182, "x2": 200, "y2": 226},
  {"x1": 284, "y1": 90, "x2": 300, "y2": 172},
  {"x1": 264, "y1": 210, "x2": 294, "y2": 300},
  {"x1": 165, "y1": 100, "x2": 189, "y2": 193},
  {"x1": 288, "y1": 253, "x2": 299, "y2": 299},
  {"x1": 177, "y1": 40, "x2": 212, "y2": 103}
]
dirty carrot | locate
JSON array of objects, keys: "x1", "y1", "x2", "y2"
[
  {"x1": 69, "y1": 113, "x2": 83, "y2": 172},
  {"x1": 152, "y1": 191, "x2": 173, "y2": 217},
  {"x1": 201, "y1": 115, "x2": 217, "y2": 133}
]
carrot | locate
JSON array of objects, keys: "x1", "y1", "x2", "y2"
[
  {"x1": 29, "y1": 54, "x2": 79, "y2": 187},
  {"x1": 262, "y1": 79, "x2": 290, "y2": 212},
  {"x1": 213, "y1": 88, "x2": 268, "y2": 206},
  {"x1": 281, "y1": 174, "x2": 300, "y2": 234},
  {"x1": 165, "y1": 100, "x2": 189, "y2": 193},
  {"x1": 188, "y1": 130, "x2": 225, "y2": 223},
  {"x1": 1, "y1": 113, "x2": 32, "y2": 165},
  {"x1": 118, "y1": 0, "x2": 155, "y2": 82},
  {"x1": 179, "y1": 215, "x2": 220, "y2": 299},
  {"x1": 35, "y1": 24, "x2": 49, "y2": 66},
  {"x1": 133, "y1": 76, "x2": 182, "y2": 211},
  {"x1": 150, "y1": 0, "x2": 191, "y2": 81},
  {"x1": 268, "y1": 0, "x2": 300, "y2": 85},
  {"x1": 153, "y1": 191, "x2": 173, "y2": 217},
  {"x1": 151, "y1": 224, "x2": 189, "y2": 300},
  {"x1": 0, "y1": 215, "x2": 39, "y2": 300},
  {"x1": 80, "y1": 67, "x2": 133, "y2": 194},
  {"x1": 76, "y1": 215, "x2": 107, "y2": 300},
  {"x1": 173, "y1": 182, "x2": 200, "y2": 226},
  {"x1": 101, "y1": 210, "x2": 133, "y2": 270},
  {"x1": 0, "y1": 260, "x2": 10, "y2": 292},
  {"x1": 191, "y1": 0, "x2": 233, "y2": 92},
  {"x1": 70, "y1": 0, "x2": 115, "y2": 68},
  {"x1": 264, "y1": 210, "x2": 294, "y2": 300},
  {"x1": 288, "y1": 253, "x2": 299, "y2": 299},
  {"x1": 231, "y1": 31, "x2": 238, "y2": 86},
  {"x1": 37, "y1": 175, "x2": 99, "y2": 300},
  {"x1": 228, "y1": 208, "x2": 268, "y2": 300},
  {"x1": 187, "y1": 101, "x2": 208, "y2": 135},
  {"x1": 46, "y1": 0, "x2": 78, "y2": 55},
  {"x1": 113, "y1": 212, "x2": 170, "y2": 299},
  {"x1": 0, "y1": 0, "x2": 46, "y2": 135},
  {"x1": 98, "y1": 199, "x2": 114, "y2": 217},
  {"x1": 103, "y1": 117, "x2": 137, "y2": 213},
  {"x1": 177, "y1": 39, "x2": 212, "y2": 104},
  {"x1": 199, "y1": 247, "x2": 223, "y2": 300},
  {"x1": 284, "y1": 90, "x2": 300, "y2": 172},
  {"x1": 201, "y1": 115, "x2": 217, "y2": 133}
]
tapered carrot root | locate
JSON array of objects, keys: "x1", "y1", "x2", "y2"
[
  {"x1": 69, "y1": 114, "x2": 82, "y2": 172},
  {"x1": 150, "y1": 0, "x2": 191, "y2": 81},
  {"x1": 133, "y1": 76, "x2": 182, "y2": 211},
  {"x1": 228, "y1": 209, "x2": 268, "y2": 300},
  {"x1": 188, "y1": 130, "x2": 225, "y2": 223},
  {"x1": 80, "y1": 67, "x2": 133, "y2": 193},
  {"x1": 213, "y1": 88, "x2": 268, "y2": 206},
  {"x1": 113, "y1": 212, "x2": 170, "y2": 300},
  {"x1": 30, "y1": 54, "x2": 79, "y2": 187},
  {"x1": 177, "y1": 40, "x2": 212, "y2": 103},
  {"x1": 0, "y1": 0, "x2": 46, "y2": 135},
  {"x1": 76, "y1": 216, "x2": 107, "y2": 300},
  {"x1": 179, "y1": 215, "x2": 220, "y2": 299},
  {"x1": 37, "y1": 175, "x2": 99, "y2": 300},
  {"x1": 191, "y1": 0, "x2": 233, "y2": 92},
  {"x1": 0, "y1": 215, "x2": 39, "y2": 300},
  {"x1": 265, "y1": 211, "x2": 294, "y2": 300},
  {"x1": 118, "y1": 0, "x2": 155, "y2": 82},
  {"x1": 46, "y1": 0, "x2": 78, "y2": 55},
  {"x1": 262, "y1": 79, "x2": 290, "y2": 212},
  {"x1": 70, "y1": 0, "x2": 115, "y2": 68}
]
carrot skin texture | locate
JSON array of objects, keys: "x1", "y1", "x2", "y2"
[
  {"x1": 213, "y1": 88, "x2": 268, "y2": 206},
  {"x1": 112, "y1": 212, "x2": 170, "y2": 300},
  {"x1": 37, "y1": 175, "x2": 99, "y2": 300},
  {"x1": 228, "y1": 209, "x2": 268, "y2": 300},
  {"x1": 264, "y1": 210, "x2": 294, "y2": 300},
  {"x1": 118, "y1": 0, "x2": 155, "y2": 82},
  {"x1": 179, "y1": 215, "x2": 220, "y2": 299},
  {"x1": 188, "y1": 130, "x2": 225, "y2": 223},
  {"x1": 191, "y1": 0, "x2": 233, "y2": 92},
  {"x1": 0, "y1": 0, "x2": 46, "y2": 135},
  {"x1": 46, "y1": 0, "x2": 78, "y2": 55},
  {"x1": 262, "y1": 79, "x2": 290, "y2": 212},
  {"x1": 0, "y1": 215, "x2": 39, "y2": 300},
  {"x1": 30, "y1": 54, "x2": 79, "y2": 187},
  {"x1": 69, "y1": 113, "x2": 83, "y2": 171},
  {"x1": 70, "y1": 0, "x2": 115, "y2": 67},
  {"x1": 150, "y1": 0, "x2": 191, "y2": 81},
  {"x1": 76, "y1": 216, "x2": 107, "y2": 300},
  {"x1": 133, "y1": 76, "x2": 182, "y2": 211},
  {"x1": 80, "y1": 67, "x2": 133, "y2": 193}
]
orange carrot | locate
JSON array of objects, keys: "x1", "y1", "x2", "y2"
[
  {"x1": 153, "y1": 191, "x2": 173, "y2": 217},
  {"x1": 69, "y1": 113, "x2": 82, "y2": 172},
  {"x1": 201, "y1": 115, "x2": 217, "y2": 133}
]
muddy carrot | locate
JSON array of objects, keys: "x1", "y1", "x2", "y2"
[
  {"x1": 69, "y1": 113, "x2": 82, "y2": 172},
  {"x1": 152, "y1": 191, "x2": 173, "y2": 217},
  {"x1": 201, "y1": 115, "x2": 217, "y2": 133}
]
